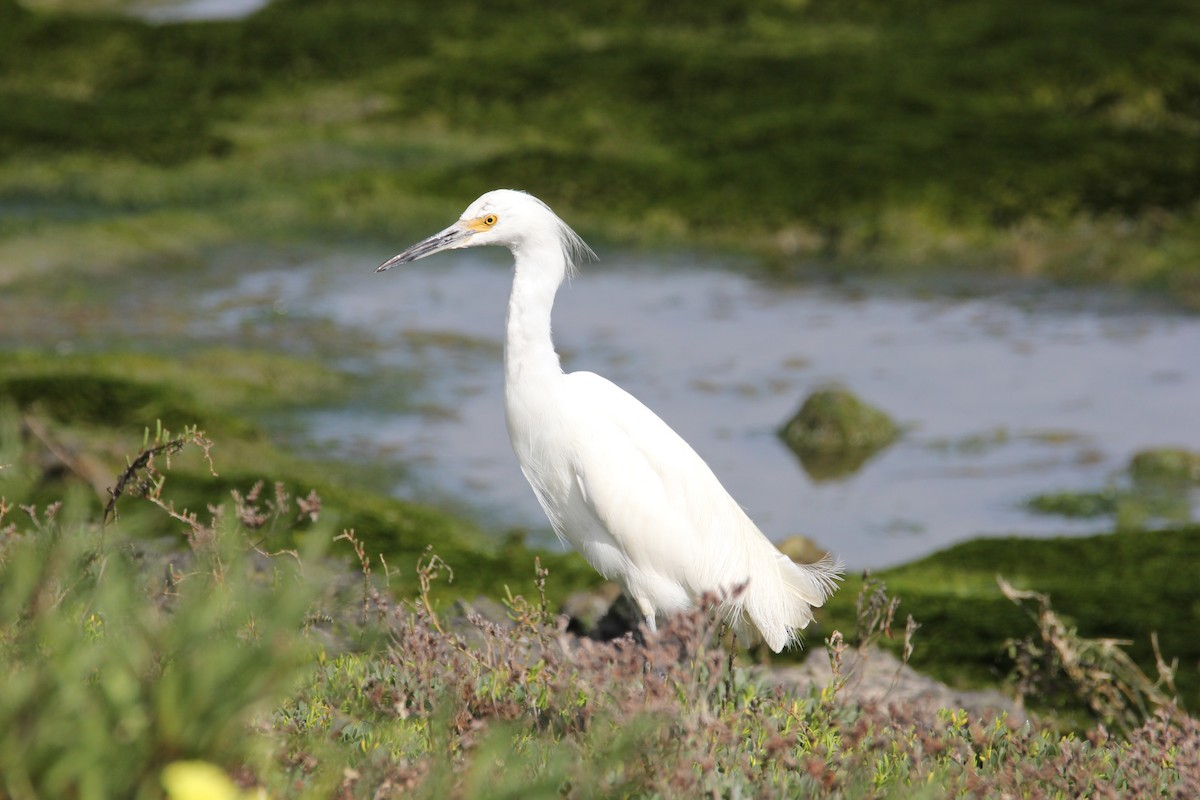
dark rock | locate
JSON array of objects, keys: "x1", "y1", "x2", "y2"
[
  {"x1": 562, "y1": 582, "x2": 643, "y2": 641},
  {"x1": 561, "y1": 583, "x2": 623, "y2": 633}
]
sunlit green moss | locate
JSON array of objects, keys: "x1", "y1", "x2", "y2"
[
  {"x1": 2, "y1": 0, "x2": 1200, "y2": 301},
  {"x1": 778, "y1": 387, "x2": 900, "y2": 480},
  {"x1": 819, "y1": 527, "x2": 1200, "y2": 710}
]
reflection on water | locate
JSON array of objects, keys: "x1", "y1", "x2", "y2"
[{"x1": 197, "y1": 250, "x2": 1200, "y2": 569}]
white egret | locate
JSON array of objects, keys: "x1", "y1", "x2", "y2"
[{"x1": 377, "y1": 189, "x2": 842, "y2": 651}]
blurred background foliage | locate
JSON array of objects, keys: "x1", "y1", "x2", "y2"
[{"x1": 2, "y1": 0, "x2": 1200, "y2": 300}]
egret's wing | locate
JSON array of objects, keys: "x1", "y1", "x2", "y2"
[
  {"x1": 563, "y1": 371, "x2": 841, "y2": 651},
  {"x1": 564, "y1": 372, "x2": 756, "y2": 583}
]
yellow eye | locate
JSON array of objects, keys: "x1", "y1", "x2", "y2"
[{"x1": 483, "y1": 214, "x2": 498, "y2": 226}]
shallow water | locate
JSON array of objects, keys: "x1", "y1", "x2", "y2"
[
  {"x1": 130, "y1": 0, "x2": 269, "y2": 23},
  {"x1": 192, "y1": 249, "x2": 1200, "y2": 569},
  {"x1": 5, "y1": 241, "x2": 1196, "y2": 568}
]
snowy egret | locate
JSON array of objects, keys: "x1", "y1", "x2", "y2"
[{"x1": 377, "y1": 190, "x2": 842, "y2": 651}]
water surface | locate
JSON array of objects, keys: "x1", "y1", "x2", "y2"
[
  {"x1": 197, "y1": 250, "x2": 1200, "y2": 568},
  {"x1": 131, "y1": 0, "x2": 269, "y2": 22}
]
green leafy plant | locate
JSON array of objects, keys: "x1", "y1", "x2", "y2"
[{"x1": 0, "y1": 428, "x2": 325, "y2": 799}]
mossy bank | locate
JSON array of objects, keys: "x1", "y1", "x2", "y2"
[{"x1": 2, "y1": 0, "x2": 1200, "y2": 303}]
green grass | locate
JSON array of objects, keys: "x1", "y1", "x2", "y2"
[{"x1": 0, "y1": 488, "x2": 324, "y2": 799}]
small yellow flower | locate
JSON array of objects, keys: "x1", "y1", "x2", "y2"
[{"x1": 161, "y1": 761, "x2": 240, "y2": 800}]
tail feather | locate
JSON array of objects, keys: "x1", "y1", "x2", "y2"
[
  {"x1": 781, "y1": 552, "x2": 843, "y2": 607},
  {"x1": 750, "y1": 552, "x2": 844, "y2": 653}
]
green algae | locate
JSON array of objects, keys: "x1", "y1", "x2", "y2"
[
  {"x1": 1025, "y1": 447, "x2": 1199, "y2": 530},
  {"x1": 1130, "y1": 448, "x2": 1200, "y2": 485},
  {"x1": 818, "y1": 526, "x2": 1200, "y2": 712},
  {"x1": 2, "y1": 0, "x2": 1200, "y2": 301}
]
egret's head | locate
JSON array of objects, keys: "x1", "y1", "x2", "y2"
[{"x1": 376, "y1": 189, "x2": 594, "y2": 274}]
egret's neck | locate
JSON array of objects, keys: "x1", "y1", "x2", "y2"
[{"x1": 504, "y1": 240, "x2": 567, "y2": 389}]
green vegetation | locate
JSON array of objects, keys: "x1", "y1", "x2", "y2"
[
  {"x1": 3, "y1": 0, "x2": 1200, "y2": 302},
  {"x1": 3, "y1": 462, "x2": 1197, "y2": 797},
  {"x1": 4, "y1": 0, "x2": 1200, "y2": 793},
  {"x1": 821, "y1": 527, "x2": 1200, "y2": 711},
  {"x1": 0, "y1": 485, "x2": 323, "y2": 799},
  {"x1": 1130, "y1": 448, "x2": 1200, "y2": 485}
]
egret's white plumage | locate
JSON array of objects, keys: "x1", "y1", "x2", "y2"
[{"x1": 377, "y1": 189, "x2": 841, "y2": 651}]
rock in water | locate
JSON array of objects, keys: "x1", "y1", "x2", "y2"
[
  {"x1": 779, "y1": 387, "x2": 900, "y2": 480},
  {"x1": 1129, "y1": 448, "x2": 1200, "y2": 485}
]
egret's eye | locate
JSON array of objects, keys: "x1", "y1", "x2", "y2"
[{"x1": 484, "y1": 214, "x2": 498, "y2": 226}]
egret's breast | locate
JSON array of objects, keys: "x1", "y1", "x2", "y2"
[
  {"x1": 504, "y1": 387, "x2": 575, "y2": 513},
  {"x1": 505, "y1": 385, "x2": 626, "y2": 565}
]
